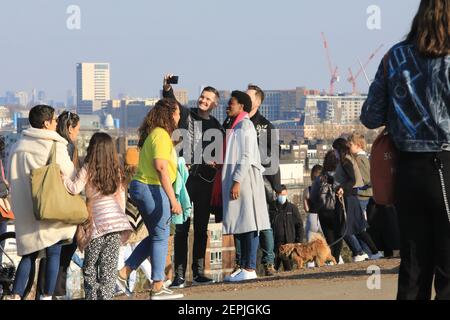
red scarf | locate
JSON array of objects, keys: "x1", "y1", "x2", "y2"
[{"x1": 210, "y1": 112, "x2": 248, "y2": 210}]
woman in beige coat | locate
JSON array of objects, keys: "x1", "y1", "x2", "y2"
[{"x1": 6, "y1": 105, "x2": 76, "y2": 300}]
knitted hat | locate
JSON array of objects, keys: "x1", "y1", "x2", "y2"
[
  {"x1": 231, "y1": 90, "x2": 252, "y2": 113},
  {"x1": 125, "y1": 147, "x2": 139, "y2": 166}
]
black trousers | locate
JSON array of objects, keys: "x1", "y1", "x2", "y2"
[
  {"x1": 274, "y1": 242, "x2": 292, "y2": 271},
  {"x1": 318, "y1": 209, "x2": 343, "y2": 263},
  {"x1": 366, "y1": 200, "x2": 401, "y2": 254},
  {"x1": 396, "y1": 151, "x2": 450, "y2": 300},
  {"x1": 174, "y1": 175, "x2": 213, "y2": 278}
]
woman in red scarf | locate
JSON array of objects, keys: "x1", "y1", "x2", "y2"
[{"x1": 218, "y1": 91, "x2": 271, "y2": 282}]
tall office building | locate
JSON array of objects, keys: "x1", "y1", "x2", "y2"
[{"x1": 76, "y1": 63, "x2": 111, "y2": 114}]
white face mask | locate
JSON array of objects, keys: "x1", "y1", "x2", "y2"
[{"x1": 277, "y1": 195, "x2": 287, "y2": 205}]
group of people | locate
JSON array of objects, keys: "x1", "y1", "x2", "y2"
[
  {"x1": 1, "y1": 0, "x2": 449, "y2": 301},
  {"x1": 305, "y1": 134, "x2": 385, "y2": 268},
  {"x1": 1, "y1": 77, "x2": 286, "y2": 300}
]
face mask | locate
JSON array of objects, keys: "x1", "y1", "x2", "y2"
[{"x1": 277, "y1": 195, "x2": 287, "y2": 205}]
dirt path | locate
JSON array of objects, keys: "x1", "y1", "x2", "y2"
[{"x1": 117, "y1": 258, "x2": 402, "y2": 300}]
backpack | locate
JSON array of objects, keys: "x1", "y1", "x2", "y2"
[{"x1": 316, "y1": 174, "x2": 336, "y2": 211}]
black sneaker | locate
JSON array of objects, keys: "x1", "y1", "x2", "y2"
[
  {"x1": 169, "y1": 276, "x2": 186, "y2": 289},
  {"x1": 192, "y1": 275, "x2": 215, "y2": 286}
]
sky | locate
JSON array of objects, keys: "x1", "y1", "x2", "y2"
[{"x1": 0, "y1": 0, "x2": 421, "y2": 101}]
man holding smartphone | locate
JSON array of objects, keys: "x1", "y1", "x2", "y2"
[{"x1": 162, "y1": 74, "x2": 224, "y2": 288}]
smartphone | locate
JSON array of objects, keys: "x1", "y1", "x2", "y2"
[{"x1": 167, "y1": 76, "x2": 179, "y2": 84}]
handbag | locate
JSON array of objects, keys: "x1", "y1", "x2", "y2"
[
  {"x1": 369, "y1": 53, "x2": 397, "y2": 206},
  {"x1": 31, "y1": 141, "x2": 88, "y2": 224},
  {"x1": 0, "y1": 199, "x2": 14, "y2": 221},
  {"x1": 0, "y1": 160, "x2": 9, "y2": 199},
  {"x1": 370, "y1": 129, "x2": 397, "y2": 205},
  {"x1": 75, "y1": 199, "x2": 93, "y2": 252}
]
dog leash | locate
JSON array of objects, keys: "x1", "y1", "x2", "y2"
[{"x1": 327, "y1": 194, "x2": 348, "y2": 248}]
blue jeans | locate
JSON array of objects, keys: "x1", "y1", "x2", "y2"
[
  {"x1": 234, "y1": 229, "x2": 275, "y2": 266},
  {"x1": 236, "y1": 232, "x2": 259, "y2": 270},
  {"x1": 344, "y1": 235, "x2": 365, "y2": 256},
  {"x1": 359, "y1": 199, "x2": 370, "y2": 214},
  {"x1": 12, "y1": 242, "x2": 62, "y2": 297},
  {"x1": 125, "y1": 181, "x2": 170, "y2": 282}
]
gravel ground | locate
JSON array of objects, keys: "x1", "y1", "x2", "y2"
[{"x1": 115, "y1": 258, "x2": 401, "y2": 300}]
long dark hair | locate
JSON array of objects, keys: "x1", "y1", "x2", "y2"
[
  {"x1": 57, "y1": 111, "x2": 80, "y2": 142},
  {"x1": 138, "y1": 98, "x2": 178, "y2": 148},
  {"x1": 322, "y1": 150, "x2": 338, "y2": 172},
  {"x1": 84, "y1": 132, "x2": 124, "y2": 196},
  {"x1": 406, "y1": 0, "x2": 450, "y2": 58},
  {"x1": 332, "y1": 138, "x2": 351, "y2": 164},
  {"x1": 57, "y1": 111, "x2": 81, "y2": 168}
]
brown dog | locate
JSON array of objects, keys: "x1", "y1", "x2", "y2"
[{"x1": 278, "y1": 233, "x2": 336, "y2": 269}]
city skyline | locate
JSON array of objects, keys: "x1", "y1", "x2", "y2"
[{"x1": 0, "y1": 0, "x2": 420, "y2": 101}]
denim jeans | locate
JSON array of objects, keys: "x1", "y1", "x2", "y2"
[
  {"x1": 234, "y1": 229, "x2": 275, "y2": 266},
  {"x1": 305, "y1": 213, "x2": 323, "y2": 242},
  {"x1": 125, "y1": 181, "x2": 170, "y2": 282},
  {"x1": 236, "y1": 232, "x2": 259, "y2": 270},
  {"x1": 12, "y1": 242, "x2": 62, "y2": 297},
  {"x1": 344, "y1": 235, "x2": 365, "y2": 256}
]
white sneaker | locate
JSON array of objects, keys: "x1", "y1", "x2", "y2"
[
  {"x1": 39, "y1": 295, "x2": 53, "y2": 300},
  {"x1": 228, "y1": 269, "x2": 257, "y2": 282},
  {"x1": 352, "y1": 253, "x2": 369, "y2": 262},
  {"x1": 369, "y1": 252, "x2": 384, "y2": 260},
  {"x1": 150, "y1": 287, "x2": 184, "y2": 300},
  {"x1": 338, "y1": 256, "x2": 345, "y2": 264},
  {"x1": 224, "y1": 268, "x2": 242, "y2": 282},
  {"x1": 306, "y1": 261, "x2": 316, "y2": 268}
]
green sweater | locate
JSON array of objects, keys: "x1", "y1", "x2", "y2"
[{"x1": 355, "y1": 152, "x2": 373, "y2": 199}]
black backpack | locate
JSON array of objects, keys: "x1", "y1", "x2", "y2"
[{"x1": 316, "y1": 173, "x2": 336, "y2": 211}]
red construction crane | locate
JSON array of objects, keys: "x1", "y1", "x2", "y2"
[
  {"x1": 347, "y1": 44, "x2": 384, "y2": 94},
  {"x1": 321, "y1": 32, "x2": 339, "y2": 95}
]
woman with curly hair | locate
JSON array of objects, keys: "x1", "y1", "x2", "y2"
[
  {"x1": 117, "y1": 98, "x2": 184, "y2": 300},
  {"x1": 62, "y1": 132, "x2": 132, "y2": 300}
]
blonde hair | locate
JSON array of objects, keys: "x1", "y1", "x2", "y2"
[{"x1": 348, "y1": 132, "x2": 367, "y2": 150}]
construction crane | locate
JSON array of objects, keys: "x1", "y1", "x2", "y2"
[
  {"x1": 347, "y1": 44, "x2": 384, "y2": 94},
  {"x1": 321, "y1": 32, "x2": 339, "y2": 96}
]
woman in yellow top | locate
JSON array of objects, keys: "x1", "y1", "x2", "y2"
[{"x1": 118, "y1": 98, "x2": 183, "y2": 300}]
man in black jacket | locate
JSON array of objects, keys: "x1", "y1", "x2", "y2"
[
  {"x1": 162, "y1": 74, "x2": 224, "y2": 288},
  {"x1": 269, "y1": 185, "x2": 304, "y2": 271}
]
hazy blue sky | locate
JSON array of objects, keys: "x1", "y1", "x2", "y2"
[{"x1": 0, "y1": 0, "x2": 420, "y2": 101}]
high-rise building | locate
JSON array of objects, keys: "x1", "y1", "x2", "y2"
[
  {"x1": 211, "y1": 90, "x2": 230, "y2": 124},
  {"x1": 303, "y1": 93, "x2": 367, "y2": 125},
  {"x1": 15, "y1": 91, "x2": 29, "y2": 107},
  {"x1": 76, "y1": 63, "x2": 111, "y2": 114},
  {"x1": 159, "y1": 89, "x2": 188, "y2": 106},
  {"x1": 37, "y1": 90, "x2": 46, "y2": 103},
  {"x1": 66, "y1": 89, "x2": 75, "y2": 108}
]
